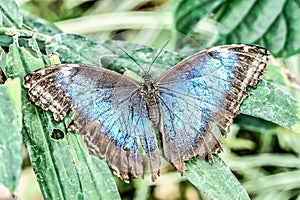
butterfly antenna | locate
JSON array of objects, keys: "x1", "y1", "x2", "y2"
[
  {"x1": 118, "y1": 46, "x2": 147, "y2": 74},
  {"x1": 147, "y1": 40, "x2": 170, "y2": 74}
]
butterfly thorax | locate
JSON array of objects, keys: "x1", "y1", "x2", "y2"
[{"x1": 141, "y1": 74, "x2": 160, "y2": 126}]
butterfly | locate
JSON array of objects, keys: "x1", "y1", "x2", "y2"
[{"x1": 24, "y1": 44, "x2": 269, "y2": 183}]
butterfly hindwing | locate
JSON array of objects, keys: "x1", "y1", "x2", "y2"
[
  {"x1": 155, "y1": 44, "x2": 269, "y2": 173},
  {"x1": 24, "y1": 64, "x2": 161, "y2": 182}
]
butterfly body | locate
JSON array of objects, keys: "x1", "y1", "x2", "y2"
[
  {"x1": 24, "y1": 44, "x2": 270, "y2": 182},
  {"x1": 141, "y1": 73, "x2": 160, "y2": 126}
]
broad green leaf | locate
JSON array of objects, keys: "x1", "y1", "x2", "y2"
[
  {"x1": 241, "y1": 80, "x2": 300, "y2": 134},
  {"x1": 45, "y1": 34, "x2": 183, "y2": 75},
  {"x1": 46, "y1": 33, "x2": 112, "y2": 65},
  {"x1": 264, "y1": 65, "x2": 288, "y2": 86},
  {"x1": 234, "y1": 114, "x2": 280, "y2": 135},
  {"x1": 0, "y1": 0, "x2": 23, "y2": 28},
  {"x1": 173, "y1": 0, "x2": 225, "y2": 35},
  {"x1": 173, "y1": 0, "x2": 300, "y2": 58},
  {"x1": 186, "y1": 156, "x2": 250, "y2": 200},
  {"x1": 5, "y1": 39, "x2": 120, "y2": 200},
  {"x1": 0, "y1": 78, "x2": 22, "y2": 192},
  {"x1": 216, "y1": 1, "x2": 285, "y2": 43},
  {"x1": 254, "y1": 0, "x2": 300, "y2": 58},
  {"x1": 101, "y1": 42, "x2": 183, "y2": 76}
]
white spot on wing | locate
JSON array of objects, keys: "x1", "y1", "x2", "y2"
[
  {"x1": 40, "y1": 70, "x2": 46, "y2": 75},
  {"x1": 60, "y1": 69, "x2": 72, "y2": 77},
  {"x1": 45, "y1": 93, "x2": 52, "y2": 100},
  {"x1": 218, "y1": 50, "x2": 230, "y2": 59},
  {"x1": 65, "y1": 64, "x2": 80, "y2": 68},
  {"x1": 243, "y1": 46, "x2": 249, "y2": 52}
]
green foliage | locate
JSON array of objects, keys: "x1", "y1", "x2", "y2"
[
  {"x1": 0, "y1": 0, "x2": 300, "y2": 199},
  {"x1": 0, "y1": 1, "x2": 23, "y2": 27},
  {"x1": 0, "y1": 78, "x2": 22, "y2": 192},
  {"x1": 174, "y1": 0, "x2": 300, "y2": 58},
  {"x1": 185, "y1": 156, "x2": 249, "y2": 199},
  {"x1": 242, "y1": 80, "x2": 300, "y2": 132}
]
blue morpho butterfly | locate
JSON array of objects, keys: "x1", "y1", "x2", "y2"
[{"x1": 24, "y1": 44, "x2": 269, "y2": 183}]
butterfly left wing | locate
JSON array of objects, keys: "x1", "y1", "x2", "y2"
[
  {"x1": 24, "y1": 64, "x2": 161, "y2": 182},
  {"x1": 155, "y1": 44, "x2": 269, "y2": 174}
]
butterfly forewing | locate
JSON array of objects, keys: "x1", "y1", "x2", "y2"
[
  {"x1": 24, "y1": 64, "x2": 161, "y2": 182},
  {"x1": 155, "y1": 44, "x2": 269, "y2": 173}
]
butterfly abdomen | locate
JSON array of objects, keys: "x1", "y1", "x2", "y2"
[{"x1": 147, "y1": 103, "x2": 160, "y2": 126}]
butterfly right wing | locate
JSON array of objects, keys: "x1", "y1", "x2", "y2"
[
  {"x1": 24, "y1": 64, "x2": 161, "y2": 182},
  {"x1": 155, "y1": 44, "x2": 269, "y2": 173}
]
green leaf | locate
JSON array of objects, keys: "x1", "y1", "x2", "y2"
[
  {"x1": 173, "y1": 0, "x2": 300, "y2": 58},
  {"x1": 46, "y1": 33, "x2": 112, "y2": 65},
  {"x1": 173, "y1": 0, "x2": 226, "y2": 35},
  {"x1": 0, "y1": 27, "x2": 50, "y2": 53},
  {"x1": 216, "y1": 1, "x2": 285, "y2": 43},
  {"x1": 264, "y1": 65, "x2": 288, "y2": 86},
  {"x1": 0, "y1": 0, "x2": 23, "y2": 28},
  {"x1": 186, "y1": 156, "x2": 250, "y2": 200},
  {"x1": 214, "y1": 0, "x2": 300, "y2": 58},
  {"x1": 101, "y1": 42, "x2": 183, "y2": 77},
  {"x1": 241, "y1": 80, "x2": 300, "y2": 134},
  {"x1": 5, "y1": 39, "x2": 120, "y2": 199},
  {"x1": 0, "y1": 78, "x2": 22, "y2": 192}
]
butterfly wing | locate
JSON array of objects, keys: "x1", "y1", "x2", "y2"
[
  {"x1": 24, "y1": 64, "x2": 161, "y2": 182},
  {"x1": 155, "y1": 44, "x2": 269, "y2": 173}
]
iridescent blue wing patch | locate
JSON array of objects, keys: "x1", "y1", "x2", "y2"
[
  {"x1": 155, "y1": 44, "x2": 269, "y2": 173},
  {"x1": 24, "y1": 64, "x2": 160, "y2": 182}
]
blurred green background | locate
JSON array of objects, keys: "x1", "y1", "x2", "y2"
[{"x1": 1, "y1": 0, "x2": 300, "y2": 200}]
